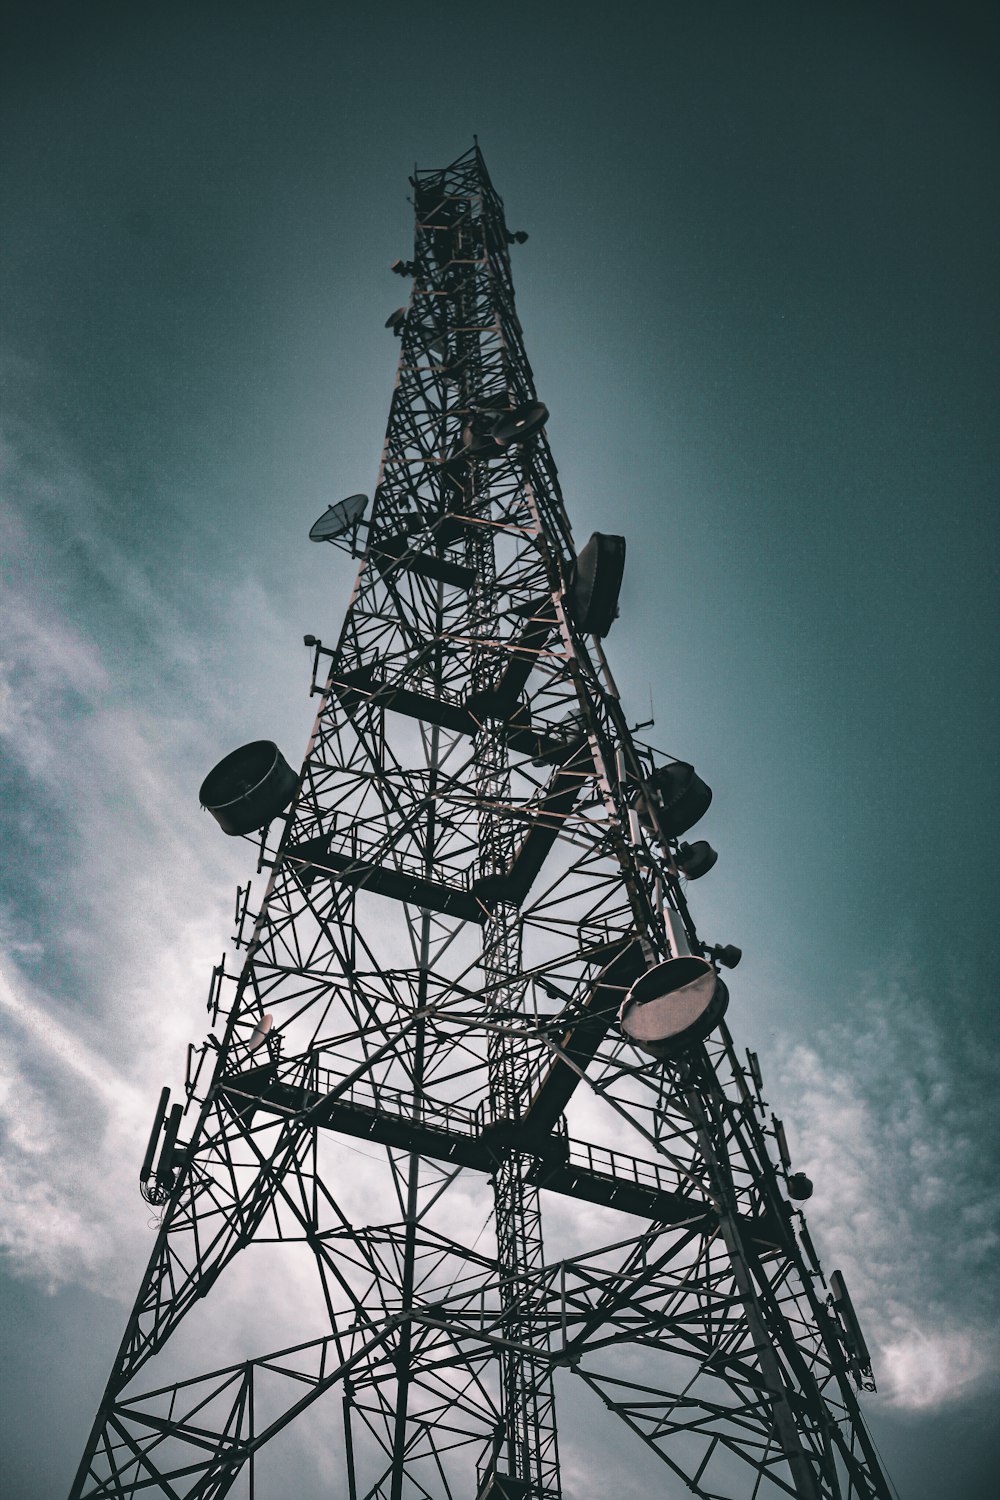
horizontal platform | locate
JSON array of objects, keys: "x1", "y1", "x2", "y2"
[
  {"x1": 330, "y1": 606, "x2": 561, "y2": 740},
  {"x1": 220, "y1": 1062, "x2": 708, "y2": 1229},
  {"x1": 332, "y1": 661, "x2": 584, "y2": 763},
  {"x1": 298, "y1": 675, "x2": 594, "y2": 915},
  {"x1": 524, "y1": 1150, "x2": 708, "y2": 1228},
  {"x1": 371, "y1": 533, "x2": 476, "y2": 590},
  {"x1": 283, "y1": 837, "x2": 487, "y2": 923},
  {"x1": 330, "y1": 666, "x2": 474, "y2": 736}
]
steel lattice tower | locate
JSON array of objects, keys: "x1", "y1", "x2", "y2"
[{"x1": 69, "y1": 144, "x2": 894, "y2": 1500}]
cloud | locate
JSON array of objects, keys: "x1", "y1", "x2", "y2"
[
  {"x1": 0, "y1": 965, "x2": 127, "y2": 1106},
  {"x1": 0, "y1": 426, "x2": 249, "y2": 1295},
  {"x1": 880, "y1": 1327, "x2": 996, "y2": 1412},
  {"x1": 0, "y1": 409, "x2": 357, "y2": 1363},
  {"x1": 770, "y1": 962, "x2": 1000, "y2": 1411}
]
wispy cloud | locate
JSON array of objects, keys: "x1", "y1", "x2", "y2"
[
  {"x1": 1, "y1": 425, "x2": 262, "y2": 1295},
  {"x1": 771, "y1": 963, "x2": 1000, "y2": 1411}
]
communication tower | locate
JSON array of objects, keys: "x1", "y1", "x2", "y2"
[{"x1": 68, "y1": 144, "x2": 893, "y2": 1500}]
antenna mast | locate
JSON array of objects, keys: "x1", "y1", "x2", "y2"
[{"x1": 69, "y1": 144, "x2": 893, "y2": 1500}]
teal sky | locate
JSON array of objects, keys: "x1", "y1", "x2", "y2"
[{"x1": 1, "y1": 3, "x2": 997, "y2": 1497}]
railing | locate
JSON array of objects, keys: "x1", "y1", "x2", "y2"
[
  {"x1": 289, "y1": 817, "x2": 479, "y2": 898},
  {"x1": 563, "y1": 1132, "x2": 686, "y2": 1201},
  {"x1": 302, "y1": 1056, "x2": 483, "y2": 1140},
  {"x1": 261, "y1": 1051, "x2": 688, "y2": 1204},
  {"x1": 334, "y1": 658, "x2": 468, "y2": 713}
]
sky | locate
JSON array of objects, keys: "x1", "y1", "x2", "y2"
[{"x1": 1, "y1": 1, "x2": 998, "y2": 1496}]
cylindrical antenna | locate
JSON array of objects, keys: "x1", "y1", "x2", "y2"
[
  {"x1": 139, "y1": 1087, "x2": 170, "y2": 1182},
  {"x1": 830, "y1": 1270, "x2": 872, "y2": 1369},
  {"x1": 664, "y1": 906, "x2": 692, "y2": 959},
  {"x1": 156, "y1": 1103, "x2": 184, "y2": 1188},
  {"x1": 772, "y1": 1116, "x2": 793, "y2": 1172}
]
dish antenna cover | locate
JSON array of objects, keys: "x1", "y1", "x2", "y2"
[
  {"x1": 248, "y1": 1014, "x2": 274, "y2": 1053},
  {"x1": 491, "y1": 400, "x2": 548, "y2": 447},
  {"x1": 568, "y1": 531, "x2": 626, "y2": 637},
  {"x1": 640, "y1": 761, "x2": 713, "y2": 838},
  {"x1": 619, "y1": 955, "x2": 729, "y2": 1058},
  {"x1": 200, "y1": 740, "x2": 298, "y2": 836},
  {"x1": 309, "y1": 494, "x2": 369, "y2": 543},
  {"x1": 675, "y1": 839, "x2": 718, "y2": 879}
]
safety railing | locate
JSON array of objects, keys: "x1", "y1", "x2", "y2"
[
  {"x1": 563, "y1": 1133, "x2": 685, "y2": 1200},
  {"x1": 304, "y1": 1057, "x2": 482, "y2": 1140}
]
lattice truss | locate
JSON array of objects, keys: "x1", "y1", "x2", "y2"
[{"x1": 69, "y1": 146, "x2": 893, "y2": 1500}]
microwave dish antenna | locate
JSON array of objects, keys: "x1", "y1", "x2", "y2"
[
  {"x1": 309, "y1": 493, "x2": 369, "y2": 544},
  {"x1": 248, "y1": 1014, "x2": 273, "y2": 1053}
]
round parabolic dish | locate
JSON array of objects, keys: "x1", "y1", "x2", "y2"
[
  {"x1": 199, "y1": 740, "x2": 298, "y2": 836},
  {"x1": 640, "y1": 761, "x2": 712, "y2": 838},
  {"x1": 491, "y1": 400, "x2": 548, "y2": 446},
  {"x1": 619, "y1": 955, "x2": 729, "y2": 1058},
  {"x1": 309, "y1": 494, "x2": 369, "y2": 542},
  {"x1": 248, "y1": 1014, "x2": 274, "y2": 1053}
]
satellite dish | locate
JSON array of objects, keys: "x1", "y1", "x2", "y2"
[
  {"x1": 675, "y1": 840, "x2": 718, "y2": 880},
  {"x1": 490, "y1": 400, "x2": 549, "y2": 447},
  {"x1": 199, "y1": 741, "x2": 298, "y2": 836},
  {"x1": 248, "y1": 1014, "x2": 274, "y2": 1053},
  {"x1": 567, "y1": 531, "x2": 626, "y2": 637},
  {"x1": 309, "y1": 494, "x2": 369, "y2": 543},
  {"x1": 639, "y1": 761, "x2": 712, "y2": 838},
  {"x1": 619, "y1": 956, "x2": 729, "y2": 1059}
]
